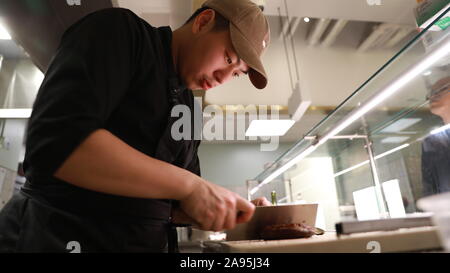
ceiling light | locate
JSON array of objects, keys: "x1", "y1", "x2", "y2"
[
  {"x1": 246, "y1": 119, "x2": 295, "y2": 136},
  {"x1": 333, "y1": 143, "x2": 410, "y2": 178},
  {"x1": 251, "y1": 145, "x2": 317, "y2": 195},
  {"x1": 380, "y1": 118, "x2": 421, "y2": 133},
  {"x1": 423, "y1": 70, "x2": 432, "y2": 76},
  {"x1": 381, "y1": 136, "x2": 410, "y2": 143},
  {"x1": 0, "y1": 24, "x2": 11, "y2": 40},
  {"x1": 304, "y1": 17, "x2": 310, "y2": 23},
  {"x1": 0, "y1": 109, "x2": 32, "y2": 118}
]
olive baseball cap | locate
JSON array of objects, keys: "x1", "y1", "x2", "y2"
[{"x1": 202, "y1": 0, "x2": 270, "y2": 89}]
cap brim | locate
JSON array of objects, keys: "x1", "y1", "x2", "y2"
[{"x1": 229, "y1": 24, "x2": 268, "y2": 89}]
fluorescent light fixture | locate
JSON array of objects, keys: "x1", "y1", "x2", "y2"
[
  {"x1": 304, "y1": 17, "x2": 310, "y2": 23},
  {"x1": 0, "y1": 24, "x2": 11, "y2": 40},
  {"x1": 423, "y1": 70, "x2": 432, "y2": 76},
  {"x1": 334, "y1": 143, "x2": 410, "y2": 178},
  {"x1": 380, "y1": 118, "x2": 421, "y2": 133},
  {"x1": 334, "y1": 160, "x2": 370, "y2": 178},
  {"x1": 375, "y1": 143, "x2": 410, "y2": 159},
  {"x1": 245, "y1": 119, "x2": 295, "y2": 136},
  {"x1": 250, "y1": 145, "x2": 317, "y2": 195},
  {"x1": 430, "y1": 123, "x2": 450, "y2": 135},
  {"x1": 0, "y1": 109, "x2": 32, "y2": 118},
  {"x1": 381, "y1": 136, "x2": 410, "y2": 143}
]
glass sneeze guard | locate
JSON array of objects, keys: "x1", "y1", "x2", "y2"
[{"x1": 250, "y1": 8, "x2": 450, "y2": 230}]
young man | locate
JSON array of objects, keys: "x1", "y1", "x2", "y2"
[{"x1": 0, "y1": 0, "x2": 270, "y2": 252}]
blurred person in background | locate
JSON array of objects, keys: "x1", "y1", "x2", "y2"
[{"x1": 422, "y1": 75, "x2": 450, "y2": 197}]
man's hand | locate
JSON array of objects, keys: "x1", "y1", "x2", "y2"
[
  {"x1": 171, "y1": 207, "x2": 198, "y2": 225},
  {"x1": 179, "y1": 179, "x2": 255, "y2": 232}
]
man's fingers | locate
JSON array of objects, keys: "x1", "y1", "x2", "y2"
[
  {"x1": 211, "y1": 206, "x2": 226, "y2": 231},
  {"x1": 235, "y1": 197, "x2": 255, "y2": 224},
  {"x1": 179, "y1": 180, "x2": 256, "y2": 231},
  {"x1": 201, "y1": 210, "x2": 215, "y2": 230},
  {"x1": 224, "y1": 205, "x2": 237, "y2": 230}
]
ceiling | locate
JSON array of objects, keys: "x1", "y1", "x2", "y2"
[{"x1": 0, "y1": 0, "x2": 113, "y2": 71}]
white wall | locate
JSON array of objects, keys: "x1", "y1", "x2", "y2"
[
  {"x1": 0, "y1": 119, "x2": 27, "y2": 171},
  {"x1": 0, "y1": 119, "x2": 27, "y2": 209},
  {"x1": 198, "y1": 142, "x2": 295, "y2": 197},
  {"x1": 0, "y1": 59, "x2": 42, "y2": 108}
]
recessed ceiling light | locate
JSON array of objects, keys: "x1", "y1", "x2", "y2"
[
  {"x1": 0, "y1": 109, "x2": 32, "y2": 118},
  {"x1": 245, "y1": 119, "x2": 295, "y2": 136},
  {"x1": 303, "y1": 17, "x2": 310, "y2": 23},
  {"x1": 0, "y1": 24, "x2": 11, "y2": 40},
  {"x1": 381, "y1": 136, "x2": 410, "y2": 143}
]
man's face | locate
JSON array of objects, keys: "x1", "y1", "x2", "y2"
[
  {"x1": 430, "y1": 92, "x2": 450, "y2": 116},
  {"x1": 179, "y1": 10, "x2": 249, "y2": 91},
  {"x1": 429, "y1": 77, "x2": 450, "y2": 117}
]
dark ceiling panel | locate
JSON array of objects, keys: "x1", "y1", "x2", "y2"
[{"x1": 0, "y1": 0, "x2": 112, "y2": 72}]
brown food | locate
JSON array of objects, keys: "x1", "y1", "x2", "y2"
[{"x1": 259, "y1": 223, "x2": 316, "y2": 240}]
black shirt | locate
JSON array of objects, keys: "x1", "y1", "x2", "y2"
[
  {"x1": 22, "y1": 8, "x2": 201, "y2": 221},
  {"x1": 421, "y1": 128, "x2": 450, "y2": 197}
]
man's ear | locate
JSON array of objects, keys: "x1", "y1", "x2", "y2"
[{"x1": 192, "y1": 9, "x2": 215, "y2": 34}]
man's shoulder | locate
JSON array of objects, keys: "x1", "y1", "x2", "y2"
[
  {"x1": 81, "y1": 7, "x2": 145, "y2": 27},
  {"x1": 62, "y1": 7, "x2": 155, "y2": 43},
  {"x1": 88, "y1": 8, "x2": 163, "y2": 37}
]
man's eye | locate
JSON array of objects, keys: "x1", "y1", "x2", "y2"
[{"x1": 226, "y1": 56, "x2": 232, "y2": 64}]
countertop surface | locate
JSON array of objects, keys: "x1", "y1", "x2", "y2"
[{"x1": 195, "y1": 226, "x2": 443, "y2": 253}]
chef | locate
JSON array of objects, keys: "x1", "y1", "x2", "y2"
[{"x1": 0, "y1": 0, "x2": 271, "y2": 252}]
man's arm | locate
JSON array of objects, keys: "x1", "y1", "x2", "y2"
[
  {"x1": 55, "y1": 129, "x2": 255, "y2": 231},
  {"x1": 55, "y1": 129, "x2": 196, "y2": 200}
]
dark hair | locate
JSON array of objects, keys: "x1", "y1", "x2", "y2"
[{"x1": 184, "y1": 6, "x2": 229, "y2": 32}]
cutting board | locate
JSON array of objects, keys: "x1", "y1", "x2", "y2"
[{"x1": 210, "y1": 226, "x2": 442, "y2": 253}]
